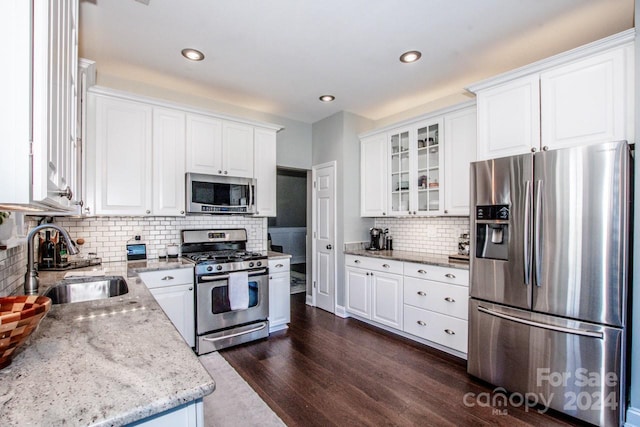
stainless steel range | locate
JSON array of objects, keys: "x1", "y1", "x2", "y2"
[{"x1": 182, "y1": 228, "x2": 269, "y2": 354}]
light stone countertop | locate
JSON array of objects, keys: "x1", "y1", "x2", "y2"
[
  {"x1": 0, "y1": 259, "x2": 215, "y2": 427},
  {"x1": 266, "y1": 251, "x2": 292, "y2": 260},
  {"x1": 344, "y1": 249, "x2": 469, "y2": 270}
]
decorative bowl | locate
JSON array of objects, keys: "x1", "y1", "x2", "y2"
[{"x1": 0, "y1": 295, "x2": 51, "y2": 369}]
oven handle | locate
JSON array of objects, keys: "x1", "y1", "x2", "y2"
[
  {"x1": 202, "y1": 321, "x2": 267, "y2": 342},
  {"x1": 199, "y1": 268, "x2": 268, "y2": 281}
]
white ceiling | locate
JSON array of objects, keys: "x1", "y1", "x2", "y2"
[{"x1": 79, "y1": 0, "x2": 634, "y2": 124}]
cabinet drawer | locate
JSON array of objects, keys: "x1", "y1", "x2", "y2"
[
  {"x1": 404, "y1": 305, "x2": 468, "y2": 353},
  {"x1": 403, "y1": 262, "x2": 469, "y2": 286},
  {"x1": 139, "y1": 267, "x2": 194, "y2": 288},
  {"x1": 268, "y1": 258, "x2": 290, "y2": 273},
  {"x1": 345, "y1": 255, "x2": 403, "y2": 275},
  {"x1": 404, "y1": 277, "x2": 468, "y2": 320}
]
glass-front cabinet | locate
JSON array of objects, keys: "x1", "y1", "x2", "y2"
[{"x1": 388, "y1": 119, "x2": 443, "y2": 216}]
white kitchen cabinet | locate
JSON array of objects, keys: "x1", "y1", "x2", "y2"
[
  {"x1": 91, "y1": 94, "x2": 153, "y2": 215},
  {"x1": 139, "y1": 268, "x2": 195, "y2": 348},
  {"x1": 471, "y1": 32, "x2": 634, "y2": 160},
  {"x1": 131, "y1": 399, "x2": 203, "y2": 427},
  {"x1": 0, "y1": 0, "x2": 80, "y2": 211},
  {"x1": 360, "y1": 133, "x2": 388, "y2": 217},
  {"x1": 254, "y1": 128, "x2": 277, "y2": 217},
  {"x1": 345, "y1": 255, "x2": 403, "y2": 330},
  {"x1": 186, "y1": 114, "x2": 254, "y2": 178},
  {"x1": 268, "y1": 258, "x2": 291, "y2": 332},
  {"x1": 153, "y1": 108, "x2": 186, "y2": 216},
  {"x1": 443, "y1": 106, "x2": 476, "y2": 215}
]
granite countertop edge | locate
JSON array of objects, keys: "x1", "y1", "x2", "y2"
[
  {"x1": 344, "y1": 249, "x2": 469, "y2": 270},
  {"x1": 1, "y1": 259, "x2": 215, "y2": 427},
  {"x1": 267, "y1": 251, "x2": 292, "y2": 260}
]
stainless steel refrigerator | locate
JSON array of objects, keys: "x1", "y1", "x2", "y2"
[{"x1": 468, "y1": 141, "x2": 632, "y2": 426}]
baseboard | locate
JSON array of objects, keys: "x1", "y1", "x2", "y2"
[
  {"x1": 626, "y1": 406, "x2": 640, "y2": 426},
  {"x1": 305, "y1": 294, "x2": 314, "y2": 306},
  {"x1": 334, "y1": 305, "x2": 349, "y2": 318}
]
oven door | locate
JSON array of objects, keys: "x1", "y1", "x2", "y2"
[{"x1": 196, "y1": 268, "x2": 269, "y2": 335}]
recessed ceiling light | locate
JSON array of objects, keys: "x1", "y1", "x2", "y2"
[
  {"x1": 181, "y1": 48, "x2": 205, "y2": 61},
  {"x1": 319, "y1": 95, "x2": 335, "y2": 102},
  {"x1": 399, "y1": 50, "x2": 422, "y2": 63}
]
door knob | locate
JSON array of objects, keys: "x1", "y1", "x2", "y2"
[{"x1": 326, "y1": 244, "x2": 332, "y2": 250}]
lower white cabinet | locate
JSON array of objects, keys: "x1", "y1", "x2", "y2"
[
  {"x1": 344, "y1": 254, "x2": 469, "y2": 355},
  {"x1": 130, "y1": 399, "x2": 203, "y2": 427},
  {"x1": 345, "y1": 255, "x2": 403, "y2": 330},
  {"x1": 268, "y1": 258, "x2": 291, "y2": 332},
  {"x1": 139, "y1": 268, "x2": 195, "y2": 347}
]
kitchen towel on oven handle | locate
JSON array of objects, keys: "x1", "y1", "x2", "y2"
[{"x1": 228, "y1": 271, "x2": 250, "y2": 310}]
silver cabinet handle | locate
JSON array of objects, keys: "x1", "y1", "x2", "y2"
[
  {"x1": 382, "y1": 212, "x2": 386, "y2": 215},
  {"x1": 354, "y1": 259, "x2": 361, "y2": 264},
  {"x1": 382, "y1": 264, "x2": 390, "y2": 269},
  {"x1": 417, "y1": 291, "x2": 427, "y2": 296},
  {"x1": 417, "y1": 269, "x2": 427, "y2": 274},
  {"x1": 269, "y1": 276, "x2": 273, "y2": 279},
  {"x1": 180, "y1": 210, "x2": 185, "y2": 215},
  {"x1": 326, "y1": 244, "x2": 332, "y2": 250},
  {"x1": 224, "y1": 170, "x2": 228, "y2": 174},
  {"x1": 56, "y1": 186, "x2": 73, "y2": 200},
  {"x1": 444, "y1": 210, "x2": 448, "y2": 214},
  {"x1": 189, "y1": 287, "x2": 193, "y2": 291},
  {"x1": 417, "y1": 320, "x2": 426, "y2": 326},
  {"x1": 146, "y1": 210, "x2": 151, "y2": 214},
  {"x1": 218, "y1": 170, "x2": 222, "y2": 174},
  {"x1": 444, "y1": 329, "x2": 455, "y2": 335},
  {"x1": 275, "y1": 263, "x2": 284, "y2": 268},
  {"x1": 445, "y1": 273, "x2": 456, "y2": 279},
  {"x1": 162, "y1": 276, "x2": 174, "y2": 281},
  {"x1": 444, "y1": 297, "x2": 455, "y2": 303}
]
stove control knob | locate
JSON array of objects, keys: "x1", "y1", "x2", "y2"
[
  {"x1": 249, "y1": 262, "x2": 255, "y2": 268},
  {"x1": 257, "y1": 261, "x2": 262, "y2": 267},
  {"x1": 207, "y1": 266, "x2": 213, "y2": 272},
  {"x1": 216, "y1": 265, "x2": 223, "y2": 271}
]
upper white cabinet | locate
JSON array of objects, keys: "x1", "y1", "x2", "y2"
[
  {"x1": 360, "y1": 134, "x2": 388, "y2": 217},
  {"x1": 470, "y1": 30, "x2": 634, "y2": 160},
  {"x1": 91, "y1": 94, "x2": 153, "y2": 215},
  {"x1": 360, "y1": 102, "x2": 476, "y2": 217},
  {"x1": 153, "y1": 108, "x2": 186, "y2": 216},
  {"x1": 254, "y1": 128, "x2": 277, "y2": 217},
  {"x1": 186, "y1": 115, "x2": 254, "y2": 178},
  {"x1": 0, "y1": 0, "x2": 80, "y2": 211},
  {"x1": 443, "y1": 106, "x2": 477, "y2": 215}
]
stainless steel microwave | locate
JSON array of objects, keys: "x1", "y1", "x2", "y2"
[{"x1": 186, "y1": 173, "x2": 256, "y2": 214}]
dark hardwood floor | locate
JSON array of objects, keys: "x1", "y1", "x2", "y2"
[{"x1": 221, "y1": 294, "x2": 583, "y2": 426}]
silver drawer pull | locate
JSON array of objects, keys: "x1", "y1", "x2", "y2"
[
  {"x1": 417, "y1": 291, "x2": 427, "y2": 296},
  {"x1": 445, "y1": 273, "x2": 456, "y2": 279},
  {"x1": 161, "y1": 276, "x2": 174, "y2": 281},
  {"x1": 417, "y1": 269, "x2": 427, "y2": 274},
  {"x1": 275, "y1": 264, "x2": 284, "y2": 268},
  {"x1": 444, "y1": 329, "x2": 455, "y2": 335},
  {"x1": 382, "y1": 264, "x2": 390, "y2": 268},
  {"x1": 444, "y1": 297, "x2": 455, "y2": 303},
  {"x1": 417, "y1": 320, "x2": 426, "y2": 326},
  {"x1": 354, "y1": 259, "x2": 361, "y2": 264}
]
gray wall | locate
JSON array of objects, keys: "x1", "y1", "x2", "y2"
[
  {"x1": 269, "y1": 170, "x2": 307, "y2": 227},
  {"x1": 312, "y1": 111, "x2": 374, "y2": 308}
]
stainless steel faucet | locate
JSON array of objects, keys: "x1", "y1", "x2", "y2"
[{"x1": 24, "y1": 224, "x2": 79, "y2": 295}]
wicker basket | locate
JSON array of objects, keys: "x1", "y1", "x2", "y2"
[{"x1": 0, "y1": 295, "x2": 52, "y2": 369}]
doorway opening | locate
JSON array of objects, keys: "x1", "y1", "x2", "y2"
[{"x1": 268, "y1": 167, "x2": 309, "y2": 294}]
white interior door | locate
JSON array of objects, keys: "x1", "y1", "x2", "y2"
[{"x1": 312, "y1": 161, "x2": 336, "y2": 313}]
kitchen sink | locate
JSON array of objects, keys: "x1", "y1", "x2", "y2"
[{"x1": 44, "y1": 276, "x2": 129, "y2": 304}]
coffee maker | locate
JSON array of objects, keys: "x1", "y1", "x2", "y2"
[{"x1": 368, "y1": 227, "x2": 386, "y2": 251}]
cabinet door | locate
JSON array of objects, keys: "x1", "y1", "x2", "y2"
[
  {"x1": 345, "y1": 267, "x2": 370, "y2": 318},
  {"x1": 153, "y1": 108, "x2": 186, "y2": 216},
  {"x1": 360, "y1": 134, "x2": 388, "y2": 217},
  {"x1": 223, "y1": 121, "x2": 254, "y2": 178},
  {"x1": 415, "y1": 119, "x2": 442, "y2": 215},
  {"x1": 476, "y1": 75, "x2": 540, "y2": 160},
  {"x1": 371, "y1": 271, "x2": 403, "y2": 330},
  {"x1": 149, "y1": 284, "x2": 195, "y2": 348},
  {"x1": 443, "y1": 106, "x2": 476, "y2": 215},
  {"x1": 269, "y1": 271, "x2": 291, "y2": 331},
  {"x1": 185, "y1": 113, "x2": 223, "y2": 175},
  {"x1": 541, "y1": 46, "x2": 630, "y2": 150},
  {"x1": 389, "y1": 128, "x2": 412, "y2": 215},
  {"x1": 254, "y1": 128, "x2": 277, "y2": 217},
  {"x1": 94, "y1": 95, "x2": 152, "y2": 215}
]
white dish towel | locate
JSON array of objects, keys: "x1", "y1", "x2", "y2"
[{"x1": 228, "y1": 271, "x2": 249, "y2": 310}]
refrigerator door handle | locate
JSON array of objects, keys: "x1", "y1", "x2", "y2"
[
  {"x1": 523, "y1": 181, "x2": 532, "y2": 285},
  {"x1": 477, "y1": 305, "x2": 604, "y2": 339},
  {"x1": 533, "y1": 180, "x2": 543, "y2": 287}
]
